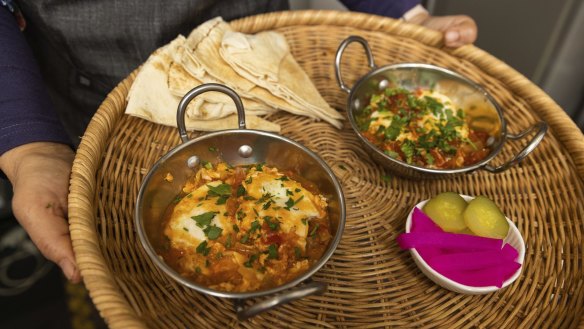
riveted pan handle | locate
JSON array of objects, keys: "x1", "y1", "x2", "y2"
[
  {"x1": 483, "y1": 121, "x2": 548, "y2": 173},
  {"x1": 335, "y1": 35, "x2": 377, "y2": 93},
  {"x1": 177, "y1": 83, "x2": 246, "y2": 143},
  {"x1": 234, "y1": 280, "x2": 326, "y2": 321}
]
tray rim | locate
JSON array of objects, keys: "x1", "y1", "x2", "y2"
[{"x1": 68, "y1": 10, "x2": 584, "y2": 329}]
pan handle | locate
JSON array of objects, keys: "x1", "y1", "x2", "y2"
[
  {"x1": 176, "y1": 83, "x2": 246, "y2": 143},
  {"x1": 483, "y1": 121, "x2": 548, "y2": 173},
  {"x1": 334, "y1": 35, "x2": 377, "y2": 94},
  {"x1": 234, "y1": 279, "x2": 326, "y2": 321}
]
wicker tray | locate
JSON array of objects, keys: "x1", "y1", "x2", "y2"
[{"x1": 69, "y1": 10, "x2": 584, "y2": 329}]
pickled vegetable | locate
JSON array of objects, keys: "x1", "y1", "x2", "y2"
[
  {"x1": 422, "y1": 192, "x2": 468, "y2": 232},
  {"x1": 463, "y1": 196, "x2": 509, "y2": 239}
]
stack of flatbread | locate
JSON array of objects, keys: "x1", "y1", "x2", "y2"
[{"x1": 125, "y1": 17, "x2": 343, "y2": 132}]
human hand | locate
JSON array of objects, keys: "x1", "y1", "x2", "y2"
[
  {"x1": 407, "y1": 11, "x2": 478, "y2": 48},
  {"x1": 0, "y1": 142, "x2": 80, "y2": 283}
]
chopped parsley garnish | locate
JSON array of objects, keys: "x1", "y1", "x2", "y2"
[
  {"x1": 204, "y1": 225, "x2": 223, "y2": 240},
  {"x1": 207, "y1": 183, "x2": 232, "y2": 197},
  {"x1": 294, "y1": 247, "x2": 302, "y2": 259},
  {"x1": 276, "y1": 176, "x2": 289, "y2": 181},
  {"x1": 244, "y1": 254, "x2": 258, "y2": 268},
  {"x1": 237, "y1": 185, "x2": 246, "y2": 197},
  {"x1": 309, "y1": 223, "x2": 320, "y2": 237},
  {"x1": 384, "y1": 150, "x2": 399, "y2": 158},
  {"x1": 208, "y1": 146, "x2": 218, "y2": 152},
  {"x1": 196, "y1": 241, "x2": 210, "y2": 256},
  {"x1": 424, "y1": 153, "x2": 435, "y2": 165},
  {"x1": 285, "y1": 197, "x2": 295, "y2": 209},
  {"x1": 255, "y1": 193, "x2": 273, "y2": 204},
  {"x1": 400, "y1": 140, "x2": 415, "y2": 164},
  {"x1": 262, "y1": 200, "x2": 272, "y2": 210},
  {"x1": 191, "y1": 212, "x2": 217, "y2": 228},
  {"x1": 267, "y1": 244, "x2": 278, "y2": 260},
  {"x1": 384, "y1": 117, "x2": 404, "y2": 141},
  {"x1": 263, "y1": 216, "x2": 279, "y2": 231},
  {"x1": 215, "y1": 195, "x2": 228, "y2": 205},
  {"x1": 249, "y1": 220, "x2": 261, "y2": 233},
  {"x1": 240, "y1": 233, "x2": 250, "y2": 244}
]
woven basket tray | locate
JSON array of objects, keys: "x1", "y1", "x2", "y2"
[{"x1": 68, "y1": 10, "x2": 584, "y2": 329}]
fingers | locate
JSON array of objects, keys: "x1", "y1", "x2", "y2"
[
  {"x1": 1, "y1": 142, "x2": 80, "y2": 283},
  {"x1": 420, "y1": 15, "x2": 478, "y2": 48},
  {"x1": 443, "y1": 16, "x2": 477, "y2": 48},
  {"x1": 11, "y1": 181, "x2": 82, "y2": 283},
  {"x1": 21, "y1": 208, "x2": 81, "y2": 283}
]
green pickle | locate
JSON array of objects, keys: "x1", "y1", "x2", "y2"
[
  {"x1": 463, "y1": 196, "x2": 509, "y2": 239},
  {"x1": 422, "y1": 192, "x2": 468, "y2": 232}
]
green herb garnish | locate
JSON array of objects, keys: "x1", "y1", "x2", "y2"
[{"x1": 191, "y1": 212, "x2": 217, "y2": 228}]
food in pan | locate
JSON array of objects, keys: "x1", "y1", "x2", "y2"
[
  {"x1": 355, "y1": 87, "x2": 493, "y2": 169},
  {"x1": 160, "y1": 162, "x2": 331, "y2": 292}
]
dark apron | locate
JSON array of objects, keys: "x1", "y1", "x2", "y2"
[{"x1": 17, "y1": 0, "x2": 289, "y2": 144}]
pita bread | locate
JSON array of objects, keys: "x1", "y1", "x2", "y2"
[
  {"x1": 220, "y1": 30, "x2": 343, "y2": 124},
  {"x1": 182, "y1": 17, "x2": 343, "y2": 128},
  {"x1": 167, "y1": 61, "x2": 274, "y2": 119},
  {"x1": 125, "y1": 35, "x2": 280, "y2": 132}
]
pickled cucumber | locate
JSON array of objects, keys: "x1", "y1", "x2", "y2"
[
  {"x1": 463, "y1": 196, "x2": 509, "y2": 239},
  {"x1": 422, "y1": 192, "x2": 468, "y2": 232}
]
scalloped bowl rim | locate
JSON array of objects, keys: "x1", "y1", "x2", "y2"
[{"x1": 405, "y1": 194, "x2": 525, "y2": 294}]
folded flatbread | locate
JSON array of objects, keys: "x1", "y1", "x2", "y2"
[
  {"x1": 220, "y1": 30, "x2": 343, "y2": 127},
  {"x1": 168, "y1": 61, "x2": 274, "y2": 119},
  {"x1": 182, "y1": 17, "x2": 343, "y2": 128},
  {"x1": 125, "y1": 35, "x2": 280, "y2": 132}
]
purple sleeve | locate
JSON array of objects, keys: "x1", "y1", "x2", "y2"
[
  {"x1": 340, "y1": 0, "x2": 421, "y2": 18},
  {"x1": 0, "y1": 7, "x2": 71, "y2": 156}
]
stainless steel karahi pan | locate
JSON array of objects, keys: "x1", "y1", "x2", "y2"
[
  {"x1": 335, "y1": 36, "x2": 547, "y2": 179},
  {"x1": 135, "y1": 84, "x2": 346, "y2": 320}
]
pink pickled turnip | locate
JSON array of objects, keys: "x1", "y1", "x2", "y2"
[
  {"x1": 439, "y1": 262, "x2": 521, "y2": 288},
  {"x1": 397, "y1": 231, "x2": 504, "y2": 250},
  {"x1": 400, "y1": 206, "x2": 522, "y2": 289},
  {"x1": 424, "y1": 244, "x2": 519, "y2": 272},
  {"x1": 411, "y1": 207, "x2": 444, "y2": 233}
]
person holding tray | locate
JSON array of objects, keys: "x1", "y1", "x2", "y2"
[{"x1": 0, "y1": 0, "x2": 477, "y2": 290}]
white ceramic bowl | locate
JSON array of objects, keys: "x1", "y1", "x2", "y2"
[{"x1": 405, "y1": 194, "x2": 525, "y2": 294}]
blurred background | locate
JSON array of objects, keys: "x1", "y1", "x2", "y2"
[{"x1": 290, "y1": 0, "x2": 584, "y2": 131}]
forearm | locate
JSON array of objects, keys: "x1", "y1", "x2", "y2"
[{"x1": 0, "y1": 7, "x2": 71, "y2": 160}]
